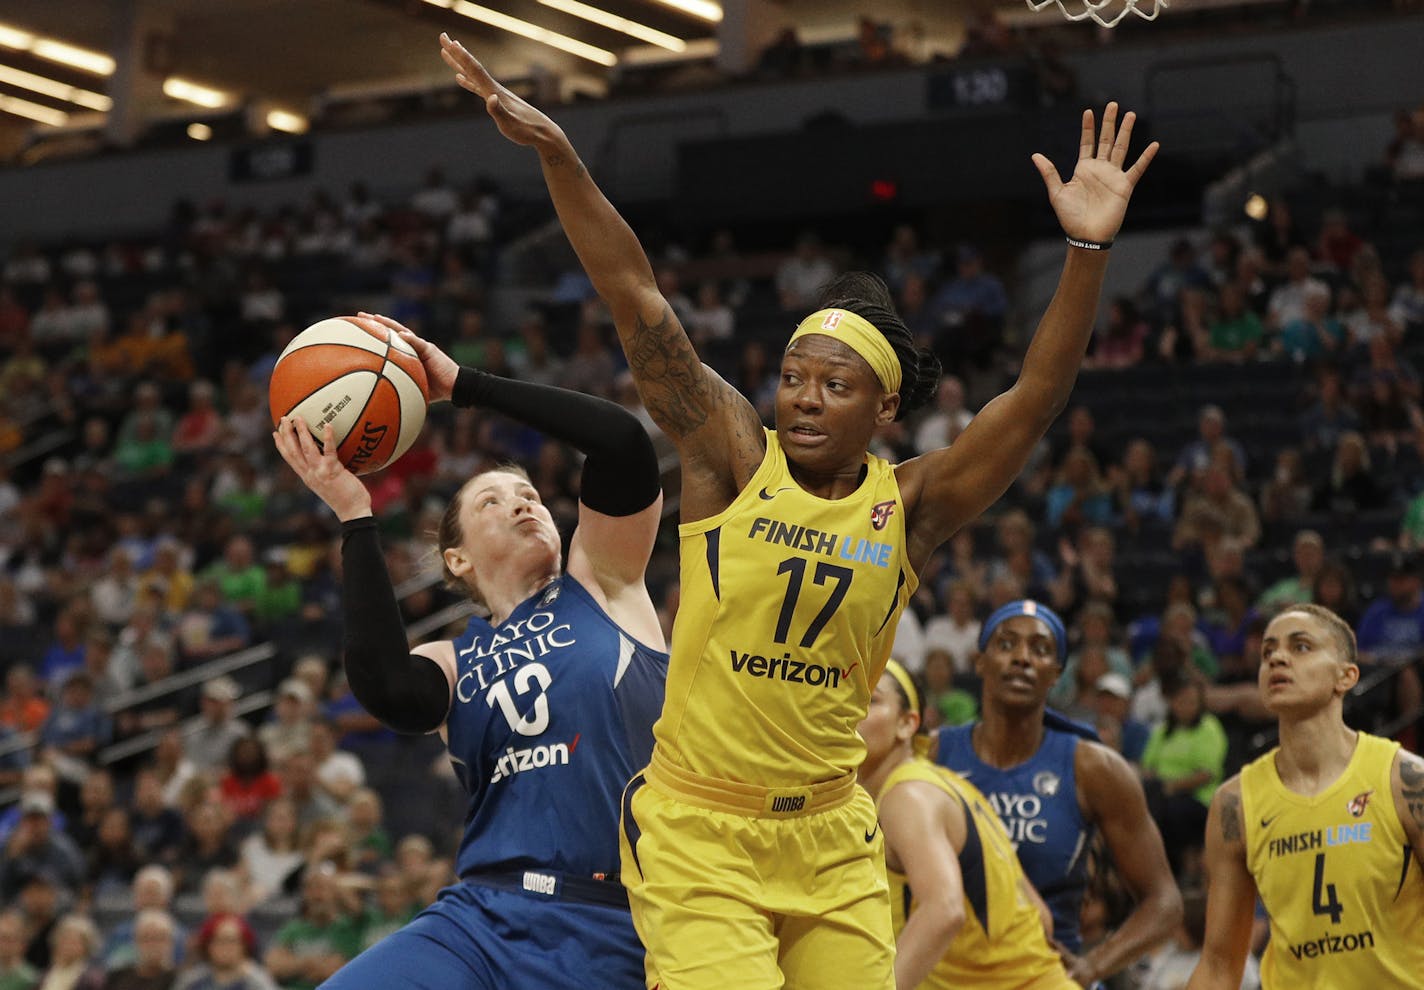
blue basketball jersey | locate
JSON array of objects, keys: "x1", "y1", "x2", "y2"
[
  {"x1": 936, "y1": 725, "x2": 1093, "y2": 953},
  {"x1": 444, "y1": 574, "x2": 668, "y2": 880}
]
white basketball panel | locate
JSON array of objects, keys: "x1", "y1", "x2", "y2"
[
  {"x1": 285, "y1": 370, "x2": 381, "y2": 448},
  {"x1": 278, "y1": 318, "x2": 388, "y2": 361},
  {"x1": 383, "y1": 361, "x2": 428, "y2": 464}
]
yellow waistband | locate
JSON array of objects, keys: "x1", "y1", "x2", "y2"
[{"x1": 646, "y1": 748, "x2": 856, "y2": 818}]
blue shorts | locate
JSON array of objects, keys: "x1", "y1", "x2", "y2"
[{"x1": 321, "y1": 880, "x2": 646, "y2": 990}]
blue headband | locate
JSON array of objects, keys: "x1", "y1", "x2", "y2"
[{"x1": 978, "y1": 599, "x2": 1068, "y2": 664}]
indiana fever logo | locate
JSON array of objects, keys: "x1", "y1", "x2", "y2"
[
  {"x1": 870, "y1": 500, "x2": 896, "y2": 531},
  {"x1": 1347, "y1": 789, "x2": 1373, "y2": 817}
]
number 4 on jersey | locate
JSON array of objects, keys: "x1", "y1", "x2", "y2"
[{"x1": 1311, "y1": 852, "x2": 1344, "y2": 924}]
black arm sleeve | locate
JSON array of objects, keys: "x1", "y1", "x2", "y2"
[
  {"x1": 452, "y1": 367, "x2": 661, "y2": 517},
  {"x1": 340, "y1": 517, "x2": 451, "y2": 735}
]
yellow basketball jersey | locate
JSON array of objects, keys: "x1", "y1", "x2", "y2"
[
  {"x1": 881, "y1": 758, "x2": 1070, "y2": 990},
  {"x1": 1241, "y1": 732, "x2": 1424, "y2": 989},
  {"x1": 655, "y1": 429, "x2": 915, "y2": 788}
]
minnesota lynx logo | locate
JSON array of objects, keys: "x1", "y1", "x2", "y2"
[{"x1": 870, "y1": 500, "x2": 896, "y2": 531}]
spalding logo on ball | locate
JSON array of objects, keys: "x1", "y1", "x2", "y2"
[{"x1": 268, "y1": 316, "x2": 429, "y2": 475}]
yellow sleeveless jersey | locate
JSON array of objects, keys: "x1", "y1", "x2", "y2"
[
  {"x1": 656, "y1": 429, "x2": 915, "y2": 788},
  {"x1": 881, "y1": 758, "x2": 1070, "y2": 990},
  {"x1": 1241, "y1": 732, "x2": 1424, "y2": 989}
]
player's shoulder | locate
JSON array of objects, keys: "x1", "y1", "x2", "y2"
[
  {"x1": 1074, "y1": 739, "x2": 1149, "y2": 812},
  {"x1": 1073, "y1": 737, "x2": 1137, "y2": 784},
  {"x1": 1392, "y1": 745, "x2": 1424, "y2": 793}
]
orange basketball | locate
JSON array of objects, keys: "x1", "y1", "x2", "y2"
[{"x1": 268, "y1": 316, "x2": 429, "y2": 475}]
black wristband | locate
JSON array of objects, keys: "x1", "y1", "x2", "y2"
[{"x1": 1066, "y1": 235, "x2": 1113, "y2": 251}]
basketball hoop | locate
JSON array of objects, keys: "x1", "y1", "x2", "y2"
[{"x1": 1025, "y1": 0, "x2": 1168, "y2": 28}]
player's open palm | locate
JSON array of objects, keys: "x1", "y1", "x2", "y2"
[
  {"x1": 439, "y1": 33, "x2": 562, "y2": 149},
  {"x1": 1033, "y1": 102, "x2": 1158, "y2": 245},
  {"x1": 272, "y1": 417, "x2": 371, "y2": 522}
]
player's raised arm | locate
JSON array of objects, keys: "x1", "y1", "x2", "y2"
[
  {"x1": 898, "y1": 105, "x2": 1158, "y2": 568},
  {"x1": 367, "y1": 314, "x2": 664, "y2": 644},
  {"x1": 438, "y1": 35, "x2": 757, "y2": 474},
  {"x1": 1188, "y1": 778, "x2": 1259, "y2": 989}
]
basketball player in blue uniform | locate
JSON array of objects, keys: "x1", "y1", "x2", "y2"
[
  {"x1": 273, "y1": 313, "x2": 667, "y2": 989},
  {"x1": 935, "y1": 600, "x2": 1181, "y2": 985}
]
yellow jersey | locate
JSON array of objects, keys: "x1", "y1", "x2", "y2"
[
  {"x1": 656, "y1": 429, "x2": 915, "y2": 788},
  {"x1": 1241, "y1": 732, "x2": 1424, "y2": 989},
  {"x1": 881, "y1": 758, "x2": 1071, "y2": 990}
]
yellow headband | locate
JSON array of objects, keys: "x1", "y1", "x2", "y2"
[
  {"x1": 883, "y1": 659, "x2": 920, "y2": 718},
  {"x1": 787, "y1": 309, "x2": 902, "y2": 394}
]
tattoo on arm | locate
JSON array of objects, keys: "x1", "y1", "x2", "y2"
[
  {"x1": 627, "y1": 305, "x2": 712, "y2": 438},
  {"x1": 1221, "y1": 793, "x2": 1242, "y2": 842},
  {"x1": 1402, "y1": 755, "x2": 1424, "y2": 832},
  {"x1": 541, "y1": 151, "x2": 586, "y2": 179}
]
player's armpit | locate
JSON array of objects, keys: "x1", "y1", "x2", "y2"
[
  {"x1": 1391, "y1": 749, "x2": 1424, "y2": 865},
  {"x1": 1187, "y1": 778, "x2": 1257, "y2": 990}
]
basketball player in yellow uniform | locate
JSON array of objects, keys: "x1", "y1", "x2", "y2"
[
  {"x1": 860, "y1": 661, "x2": 1076, "y2": 990},
  {"x1": 1189, "y1": 604, "x2": 1424, "y2": 988},
  {"x1": 438, "y1": 32, "x2": 1158, "y2": 989}
]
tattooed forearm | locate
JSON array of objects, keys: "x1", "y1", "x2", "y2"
[
  {"x1": 541, "y1": 152, "x2": 586, "y2": 178},
  {"x1": 1220, "y1": 793, "x2": 1242, "y2": 842},
  {"x1": 627, "y1": 306, "x2": 712, "y2": 437}
]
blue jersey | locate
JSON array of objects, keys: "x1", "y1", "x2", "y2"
[
  {"x1": 445, "y1": 574, "x2": 668, "y2": 881},
  {"x1": 936, "y1": 725, "x2": 1093, "y2": 953}
]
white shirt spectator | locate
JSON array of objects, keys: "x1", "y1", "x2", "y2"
[
  {"x1": 923, "y1": 615, "x2": 982, "y2": 675},
  {"x1": 412, "y1": 183, "x2": 459, "y2": 220},
  {"x1": 890, "y1": 610, "x2": 926, "y2": 675},
  {"x1": 1267, "y1": 276, "x2": 1328, "y2": 329},
  {"x1": 68, "y1": 283, "x2": 110, "y2": 341},
  {"x1": 447, "y1": 207, "x2": 491, "y2": 247},
  {"x1": 1130, "y1": 677, "x2": 1169, "y2": 728}
]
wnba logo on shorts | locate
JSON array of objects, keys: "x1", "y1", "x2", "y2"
[
  {"x1": 763, "y1": 789, "x2": 812, "y2": 815},
  {"x1": 821, "y1": 311, "x2": 843, "y2": 331}
]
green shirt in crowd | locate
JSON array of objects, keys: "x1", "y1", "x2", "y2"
[
  {"x1": 1142, "y1": 712, "x2": 1229, "y2": 807},
  {"x1": 271, "y1": 915, "x2": 364, "y2": 990}
]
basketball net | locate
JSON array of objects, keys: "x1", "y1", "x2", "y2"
[{"x1": 1025, "y1": 0, "x2": 1168, "y2": 28}]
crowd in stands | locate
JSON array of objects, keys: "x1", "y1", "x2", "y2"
[{"x1": 0, "y1": 126, "x2": 1422, "y2": 987}]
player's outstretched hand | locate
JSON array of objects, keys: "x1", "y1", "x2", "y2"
[
  {"x1": 357, "y1": 312, "x2": 458, "y2": 404},
  {"x1": 272, "y1": 417, "x2": 372, "y2": 523},
  {"x1": 1032, "y1": 102, "x2": 1159, "y2": 246},
  {"x1": 439, "y1": 33, "x2": 564, "y2": 150}
]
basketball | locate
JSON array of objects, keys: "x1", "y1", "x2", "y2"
[{"x1": 268, "y1": 316, "x2": 429, "y2": 475}]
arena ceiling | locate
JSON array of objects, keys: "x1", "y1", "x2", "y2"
[{"x1": 0, "y1": 0, "x2": 1047, "y2": 153}]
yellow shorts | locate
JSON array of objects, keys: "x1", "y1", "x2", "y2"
[{"x1": 619, "y1": 750, "x2": 895, "y2": 990}]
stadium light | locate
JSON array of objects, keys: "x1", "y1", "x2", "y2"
[
  {"x1": 0, "y1": 22, "x2": 115, "y2": 75},
  {"x1": 163, "y1": 77, "x2": 231, "y2": 109},
  {"x1": 645, "y1": 0, "x2": 722, "y2": 23},
  {"x1": 0, "y1": 62, "x2": 111, "y2": 111},
  {"x1": 0, "y1": 92, "x2": 68, "y2": 126},
  {"x1": 186, "y1": 122, "x2": 212, "y2": 141},
  {"x1": 266, "y1": 109, "x2": 308, "y2": 134},
  {"x1": 424, "y1": 0, "x2": 619, "y2": 67},
  {"x1": 536, "y1": 0, "x2": 686, "y2": 52}
]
